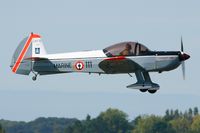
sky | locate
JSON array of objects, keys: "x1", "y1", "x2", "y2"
[{"x1": 0, "y1": 0, "x2": 199, "y2": 121}]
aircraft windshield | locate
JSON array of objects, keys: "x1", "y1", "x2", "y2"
[{"x1": 103, "y1": 42, "x2": 150, "y2": 57}]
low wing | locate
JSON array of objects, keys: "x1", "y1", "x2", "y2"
[{"x1": 99, "y1": 56, "x2": 144, "y2": 74}]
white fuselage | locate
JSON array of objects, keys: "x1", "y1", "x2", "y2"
[
  {"x1": 33, "y1": 50, "x2": 181, "y2": 75},
  {"x1": 42, "y1": 50, "x2": 106, "y2": 59}
]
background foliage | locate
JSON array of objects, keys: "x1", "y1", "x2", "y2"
[{"x1": 0, "y1": 107, "x2": 199, "y2": 133}]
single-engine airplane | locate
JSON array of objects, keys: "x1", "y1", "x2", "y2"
[{"x1": 10, "y1": 33, "x2": 190, "y2": 93}]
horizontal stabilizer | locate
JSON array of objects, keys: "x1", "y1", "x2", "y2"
[{"x1": 24, "y1": 57, "x2": 48, "y2": 61}]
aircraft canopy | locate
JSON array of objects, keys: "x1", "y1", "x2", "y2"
[{"x1": 103, "y1": 42, "x2": 150, "y2": 57}]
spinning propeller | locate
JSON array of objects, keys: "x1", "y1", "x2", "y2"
[{"x1": 179, "y1": 37, "x2": 190, "y2": 80}]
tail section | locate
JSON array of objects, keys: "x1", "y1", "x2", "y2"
[{"x1": 10, "y1": 33, "x2": 47, "y2": 75}]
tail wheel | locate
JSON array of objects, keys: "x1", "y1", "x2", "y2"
[
  {"x1": 140, "y1": 89, "x2": 148, "y2": 92},
  {"x1": 31, "y1": 71, "x2": 38, "y2": 81},
  {"x1": 148, "y1": 90, "x2": 157, "y2": 94},
  {"x1": 32, "y1": 76, "x2": 37, "y2": 81}
]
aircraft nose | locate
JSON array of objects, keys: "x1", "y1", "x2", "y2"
[{"x1": 179, "y1": 53, "x2": 190, "y2": 61}]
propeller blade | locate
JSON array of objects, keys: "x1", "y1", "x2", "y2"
[
  {"x1": 180, "y1": 37, "x2": 187, "y2": 80},
  {"x1": 179, "y1": 37, "x2": 190, "y2": 80},
  {"x1": 181, "y1": 37, "x2": 184, "y2": 52},
  {"x1": 182, "y1": 61, "x2": 185, "y2": 80}
]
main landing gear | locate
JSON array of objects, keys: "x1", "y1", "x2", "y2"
[
  {"x1": 148, "y1": 89, "x2": 157, "y2": 94},
  {"x1": 127, "y1": 71, "x2": 160, "y2": 94},
  {"x1": 139, "y1": 89, "x2": 148, "y2": 92},
  {"x1": 128, "y1": 83, "x2": 159, "y2": 94},
  {"x1": 140, "y1": 89, "x2": 157, "y2": 94}
]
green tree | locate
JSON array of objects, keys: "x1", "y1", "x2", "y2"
[
  {"x1": 66, "y1": 120, "x2": 83, "y2": 133},
  {"x1": 164, "y1": 109, "x2": 171, "y2": 121},
  {"x1": 194, "y1": 107, "x2": 199, "y2": 116},
  {"x1": 189, "y1": 108, "x2": 193, "y2": 117},
  {"x1": 151, "y1": 120, "x2": 175, "y2": 133},
  {"x1": 132, "y1": 115, "x2": 175, "y2": 133},
  {"x1": 97, "y1": 108, "x2": 130, "y2": 133},
  {"x1": 191, "y1": 115, "x2": 200, "y2": 133},
  {"x1": 131, "y1": 116, "x2": 141, "y2": 129},
  {"x1": 65, "y1": 108, "x2": 131, "y2": 133},
  {"x1": 170, "y1": 117, "x2": 190, "y2": 133},
  {"x1": 0, "y1": 124, "x2": 5, "y2": 133},
  {"x1": 86, "y1": 114, "x2": 91, "y2": 121},
  {"x1": 174, "y1": 109, "x2": 180, "y2": 119}
]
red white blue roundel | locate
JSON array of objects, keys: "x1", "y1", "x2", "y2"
[{"x1": 75, "y1": 61, "x2": 84, "y2": 70}]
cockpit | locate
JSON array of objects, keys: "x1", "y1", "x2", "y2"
[{"x1": 103, "y1": 42, "x2": 150, "y2": 57}]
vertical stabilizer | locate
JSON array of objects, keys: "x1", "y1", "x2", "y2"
[{"x1": 10, "y1": 33, "x2": 47, "y2": 75}]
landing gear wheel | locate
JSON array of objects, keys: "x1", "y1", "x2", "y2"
[
  {"x1": 140, "y1": 89, "x2": 148, "y2": 92},
  {"x1": 31, "y1": 71, "x2": 38, "y2": 81},
  {"x1": 32, "y1": 76, "x2": 37, "y2": 81},
  {"x1": 148, "y1": 90, "x2": 157, "y2": 94}
]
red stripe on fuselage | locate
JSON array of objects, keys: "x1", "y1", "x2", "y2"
[
  {"x1": 105, "y1": 56, "x2": 126, "y2": 61},
  {"x1": 12, "y1": 34, "x2": 40, "y2": 73}
]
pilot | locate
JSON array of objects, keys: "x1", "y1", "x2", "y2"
[{"x1": 120, "y1": 43, "x2": 132, "y2": 56}]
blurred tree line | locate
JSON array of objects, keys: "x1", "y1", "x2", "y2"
[
  {"x1": 0, "y1": 124, "x2": 5, "y2": 133},
  {"x1": 0, "y1": 107, "x2": 200, "y2": 133},
  {"x1": 66, "y1": 107, "x2": 200, "y2": 133}
]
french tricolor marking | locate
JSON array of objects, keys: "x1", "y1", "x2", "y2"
[{"x1": 75, "y1": 61, "x2": 84, "y2": 71}]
